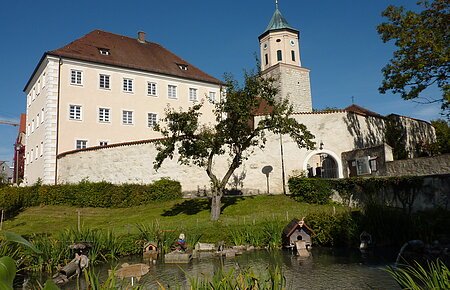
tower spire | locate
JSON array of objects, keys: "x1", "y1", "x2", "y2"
[{"x1": 275, "y1": 0, "x2": 278, "y2": 10}]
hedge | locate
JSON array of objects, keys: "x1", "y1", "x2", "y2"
[
  {"x1": 288, "y1": 176, "x2": 424, "y2": 206},
  {"x1": 0, "y1": 179, "x2": 182, "y2": 219}
]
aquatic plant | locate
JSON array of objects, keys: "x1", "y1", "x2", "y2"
[
  {"x1": 385, "y1": 259, "x2": 450, "y2": 289},
  {"x1": 187, "y1": 266, "x2": 286, "y2": 290},
  {"x1": 25, "y1": 234, "x2": 69, "y2": 273},
  {"x1": 136, "y1": 221, "x2": 178, "y2": 254}
]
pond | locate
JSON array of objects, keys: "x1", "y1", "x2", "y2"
[{"x1": 35, "y1": 247, "x2": 400, "y2": 289}]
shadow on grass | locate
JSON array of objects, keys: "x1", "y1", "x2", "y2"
[
  {"x1": 161, "y1": 199, "x2": 210, "y2": 216},
  {"x1": 161, "y1": 196, "x2": 247, "y2": 217}
]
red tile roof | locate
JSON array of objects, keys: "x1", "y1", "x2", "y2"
[
  {"x1": 27, "y1": 30, "x2": 222, "y2": 90},
  {"x1": 18, "y1": 113, "x2": 26, "y2": 133},
  {"x1": 344, "y1": 104, "x2": 384, "y2": 118}
]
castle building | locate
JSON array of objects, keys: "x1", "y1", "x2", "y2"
[
  {"x1": 23, "y1": 30, "x2": 222, "y2": 184},
  {"x1": 25, "y1": 4, "x2": 436, "y2": 190}
]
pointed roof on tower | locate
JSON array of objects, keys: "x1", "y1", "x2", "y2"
[
  {"x1": 265, "y1": 4, "x2": 292, "y2": 32},
  {"x1": 259, "y1": 2, "x2": 299, "y2": 40}
]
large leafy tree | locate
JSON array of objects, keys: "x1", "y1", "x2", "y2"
[
  {"x1": 154, "y1": 71, "x2": 315, "y2": 221},
  {"x1": 377, "y1": 0, "x2": 449, "y2": 118},
  {"x1": 431, "y1": 119, "x2": 450, "y2": 153}
]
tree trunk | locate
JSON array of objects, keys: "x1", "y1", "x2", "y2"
[{"x1": 210, "y1": 188, "x2": 222, "y2": 221}]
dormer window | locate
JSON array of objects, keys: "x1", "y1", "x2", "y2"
[
  {"x1": 177, "y1": 63, "x2": 188, "y2": 71},
  {"x1": 98, "y1": 48, "x2": 110, "y2": 55}
]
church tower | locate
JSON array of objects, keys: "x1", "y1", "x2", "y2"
[{"x1": 259, "y1": 2, "x2": 312, "y2": 112}]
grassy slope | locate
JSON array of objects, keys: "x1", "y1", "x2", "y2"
[{"x1": 3, "y1": 195, "x2": 345, "y2": 242}]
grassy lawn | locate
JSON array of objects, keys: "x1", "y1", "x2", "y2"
[{"x1": 3, "y1": 195, "x2": 346, "y2": 242}]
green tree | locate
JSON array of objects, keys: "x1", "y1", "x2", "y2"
[
  {"x1": 385, "y1": 119, "x2": 408, "y2": 160},
  {"x1": 377, "y1": 0, "x2": 449, "y2": 119},
  {"x1": 432, "y1": 119, "x2": 450, "y2": 153},
  {"x1": 154, "y1": 70, "x2": 315, "y2": 221}
]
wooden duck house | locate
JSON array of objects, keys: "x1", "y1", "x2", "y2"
[{"x1": 282, "y1": 218, "x2": 314, "y2": 250}]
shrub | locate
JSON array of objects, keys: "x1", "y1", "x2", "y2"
[
  {"x1": 288, "y1": 177, "x2": 332, "y2": 204},
  {"x1": 0, "y1": 179, "x2": 182, "y2": 219},
  {"x1": 305, "y1": 210, "x2": 360, "y2": 247}
]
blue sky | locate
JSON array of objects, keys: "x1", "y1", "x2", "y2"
[{"x1": 0, "y1": 0, "x2": 443, "y2": 164}]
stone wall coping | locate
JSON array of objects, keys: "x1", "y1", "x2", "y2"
[{"x1": 57, "y1": 137, "x2": 164, "y2": 159}]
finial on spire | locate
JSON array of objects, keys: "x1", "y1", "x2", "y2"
[{"x1": 275, "y1": 0, "x2": 279, "y2": 9}]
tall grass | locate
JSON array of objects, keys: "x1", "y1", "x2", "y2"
[
  {"x1": 228, "y1": 219, "x2": 284, "y2": 249},
  {"x1": 188, "y1": 266, "x2": 286, "y2": 290},
  {"x1": 136, "y1": 221, "x2": 179, "y2": 254},
  {"x1": 385, "y1": 259, "x2": 450, "y2": 289},
  {"x1": 25, "y1": 234, "x2": 69, "y2": 272}
]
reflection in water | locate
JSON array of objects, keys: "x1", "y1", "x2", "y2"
[{"x1": 59, "y1": 248, "x2": 399, "y2": 289}]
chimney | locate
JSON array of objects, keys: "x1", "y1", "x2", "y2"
[{"x1": 137, "y1": 31, "x2": 146, "y2": 43}]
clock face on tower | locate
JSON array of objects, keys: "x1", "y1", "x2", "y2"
[{"x1": 290, "y1": 40, "x2": 295, "y2": 47}]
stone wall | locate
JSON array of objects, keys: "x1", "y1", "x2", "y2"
[
  {"x1": 333, "y1": 174, "x2": 450, "y2": 212},
  {"x1": 57, "y1": 111, "x2": 438, "y2": 196},
  {"x1": 385, "y1": 154, "x2": 450, "y2": 176},
  {"x1": 341, "y1": 144, "x2": 393, "y2": 177},
  {"x1": 263, "y1": 63, "x2": 312, "y2": 112}
]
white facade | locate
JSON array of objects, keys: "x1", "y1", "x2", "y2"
[{"x1": 24, "y1": 34, "x2": 221, "y2": 185}]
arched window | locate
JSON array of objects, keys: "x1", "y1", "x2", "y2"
[
  {"x1": 265, "y1": 54, "x2": 268, "y2": 65},
  {"x1": 291, "y1": 50, "x2": 296, "y2": 62},
  {"x1": 277, "y1": 50, "x2": 282, "y2": 61}
]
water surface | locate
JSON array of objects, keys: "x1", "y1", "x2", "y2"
[{"x1": 59, "y1": 247, "x2": 399, "y2": 289}]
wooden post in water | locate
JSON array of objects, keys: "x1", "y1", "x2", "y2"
[{"x1": 77, "y1": 209, "x2": 81, "y2": 232}]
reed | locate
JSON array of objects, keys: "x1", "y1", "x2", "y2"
[
  {"x1": 187, "y1": 266, "x2": 286, "y2": 290},
  {"x1": 228, "y1": 219, "x2": 284, "y2": 249},
  {"x1": 136, "y1": 221, "x2": 180, "y2": 254},
  {"x1": 385, "y1": 259, "x2": 450, "y2": 289},
  {"x1": 25, "y1": 234, "x2": 69, "y2": 273}
]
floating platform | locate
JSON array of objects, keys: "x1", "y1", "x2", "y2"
[{"x1": 164, "y1": 251, "x2": 193, "y2": 263}]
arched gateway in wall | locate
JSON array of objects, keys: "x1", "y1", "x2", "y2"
[{"x1": 302, "y1": 149, "x2": 343, "y2": 178}]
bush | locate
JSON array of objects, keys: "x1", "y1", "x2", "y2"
[
  {"x1": 288, "y1": 177, "x2": 332, "y2": 204},
  {"x1": 305, "y1": 210, "x2": 360, "y2": 247},
  {"x1": 0, "y1": 179, "x2": 182, "y2": 219}
]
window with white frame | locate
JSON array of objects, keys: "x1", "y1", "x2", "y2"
[
  {"x1": 147, "y1": 82, "x2": 157, "y2": 96},
  {"x1": 41, "y1": 108, "x2": 45, "y2": 123},
  {"x1": 32, "y1": 88, "x2": 36, "y2": 101},
  {"x1": 70, "y1": 69, "x2": 82, "y2": 85},
  {"x1": 27, "y1": 124, "x2": 30, "y2": 136},
  {"x1": 147, "y1": 113, "x2": 158, "y2": 127},
  {"x1": 99, "y1": 141, "x2": 108, "y2": 146},
  {"x1": 123, "y1": 78, "x2": 133, "y2": 92},
  {"x1": 26, "y1": 152, "x2": 29, "y2": 165},
  {"x1": 168, "y1": 85, "x2": 177, "y2": 99},
  {"x1": 122, "y1": 110, "x2": 133, "y2": 125},
  {"x1": 189, "y1": 88, "x2": 198, "y2": 102},
  {"x1": 30, "y1": 149, "x2": 34, "y2": 163},
  {"x1": 98, "y1": 108, "x2": 110, "y2": 123},
  {"x1": 99, "y1": 74, "x2": 110, "y2": 89},
  {"x1": 31, "y1": 119, "x2": 35, "y2": 133},
  {"x1": 36, "y1": 114, "x2": 40, "y2": 128},
  {"x1": 37, "y1": 80, "x2": 41, "y2": 95},
  {"x1": 42, "y1": 72, "x2": 46, "y2": 88},
  {"x1": 40, "y1": 142, "x2": 44, "y2": 156},
  {"x1": 69, "y1": 105, "x2": 82, "y2": 120},
  {"x1": 35, "y1": 145, "x2": 39, "y2": 160},
  {"x1": 76, "y1": 140, "x2": 87, "y2": 149},
  {"x1": 209, "y1": 91, "x2": 216, "y2": 102}
]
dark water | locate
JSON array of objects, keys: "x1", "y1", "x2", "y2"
[{"x1": 38, "y1": 247, "x2": 400, "y2": 289}]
